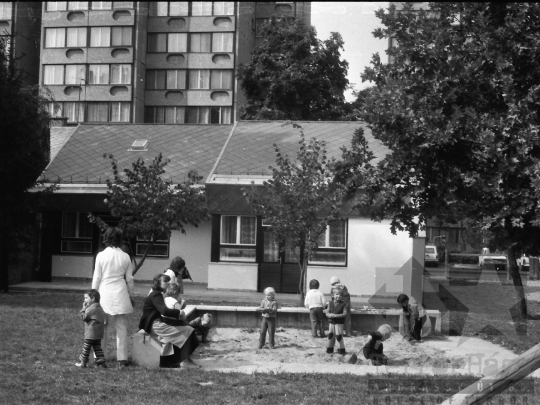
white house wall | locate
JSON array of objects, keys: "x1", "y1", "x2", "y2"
[{"x1": 207, "y1": 262, "x2": 259, "y2": 291}]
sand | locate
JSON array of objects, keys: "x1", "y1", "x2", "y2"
[{"x1": 191, "y1": 327, "x2": 532, "y2": 377}]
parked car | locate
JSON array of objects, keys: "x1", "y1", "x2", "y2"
[
  {"x1": 425, "y1": 244, "x2": 439, "y2": 267},
  {"x1": 517, "y1": 255, "x2": 530, "y2": 272},
  {"x1": 479, "y1": 247, "x2": 507, "y2": 271}
]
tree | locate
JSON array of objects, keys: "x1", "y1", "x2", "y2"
[
  {"x1": 244, "y1": 123, "x2": 346, "y2": 302},
  {"x1": 89, "y1": 154, "x2": 208, "y2": 276},
  {"x1": 338, "y1": 2, "x2": 540, "y2": 317},
  {"x1": 237, "y1": 17, "x2": 351, "y2": 120},
  {"x1": 0, "y1": 38, "x2": 53, "y2": 292}
]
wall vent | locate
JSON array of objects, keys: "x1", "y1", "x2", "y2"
[{"x1": 129, "y1": 140, "x2": 148, "y2": 151}]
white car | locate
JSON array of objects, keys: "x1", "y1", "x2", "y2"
[
  {"x1": 479, "y1": 248, "x2": 507, "y2": 271},
  {"x1": 425, "y1": 245, "x2": 439, "y2": 267}
]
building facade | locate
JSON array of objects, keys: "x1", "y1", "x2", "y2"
[{"x1": 37, "y1": 1, "x2": 311, "y2": 125}]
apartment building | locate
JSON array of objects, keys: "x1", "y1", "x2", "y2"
[{"x1": 38, "y1": 1, "x2": 311, "y2": 125}]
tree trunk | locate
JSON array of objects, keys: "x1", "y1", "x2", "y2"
[
  {"x1": 507, "y1": 245, "x2": 527, "y2": 317},
  {"x1": 132, "y1": 239, "x2": 154, "y2": 276}
]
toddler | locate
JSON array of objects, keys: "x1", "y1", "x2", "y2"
[
  {"x1": 76, "y1": 289, "x2": 107, "y2": 368},
  {"x1": 330, "y1": 276, "x2": 352, "y2": 336},
  {"x1": 325, "y1": 287, "x2": 348, "y2": 355},
  {"x1": 397, "y1": 293, "x2": 422, "y2": 341},
  {"x1": 304, "y1": 279, "x2": 326, "y2": 338},
  {"x1": 257, "y1": 287, "x2": 278, "y2": 349},
  {"x1": 189, "y1": 313, "x2": 213, "y2": 343},
  {"x1": 162, "y1": 282, "x2": 187, "y2": 326},
  {"x1": 363, "y1": 324, "x2": 392, "y2": 366}
]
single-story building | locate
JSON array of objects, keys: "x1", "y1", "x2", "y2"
[{"x1": 38, "y1": 121, "x2": 426, "y2": 301}]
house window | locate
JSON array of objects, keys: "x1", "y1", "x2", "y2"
[
  {"x1": 61, "y1": 212, "x2": 92, "y2": 254},
  {"x1": 88, "y1": 64, "x2": 109, "y2": 84},
  {"x1": 110, "y1": 101, "x2": 130, "y2": 122},
  {"x1": 0, "y1": 1, "x2": 11, "y2": 18},
  {"x1": 188, "y1": 69, "x2": 210, "y2": 89},
  {"x1": 219, "y1": 215, "x2": 257, "y2": 262},
  {"x1": 68, "y1": 2, "x2": 89, "y2": 10},
  {"x1": 167, "y1": 33, "x2": 188, "y2": 52},
  {"x1": 210, "y1": 106, "x2": 231, "y2": 124},
  {"x1": 136, "y1": 233, "x2": 170, "y2": 257},
  {"x1": 210, "y1": 70, "x2": 232, "y2": 89},
  {"x1": 192, "y1": 1, "x2": 212, "y2": 16},
  {"x1": 110, "y1": 64, "x2": 131, "y2": 84},
  {"x1": 190, "y1": 33, "x2": 211, "y2": 53},
  {"x1": 66, "y1": 27, "x2": 87, "y2": 47},
  {"x1": 309, "y1": 219, "x2": 348, "y2": 266},
  {"x1": 213, "y1": 1, "x2": 234, "y2": 15},
  {"x1": 45, "y1": 28, "x2": 66, "y2": 48},
  {"x1": 43, "y1": 65, "x2": 65, "y2": 85},
  {"x1": 146, "y1": 70, "x2": 166, "y2": 89},
  {"x1": 212, "y1": 33, "x2": 233, "y2": 52},
  {"x1": 147, "y1": 33, "x2": 167, "y2": 52},
  {"x1": 255, "y1": 18, "x2": 269, "y2": 37},
  {"x1": 186, "y1": 107, "x2": 210, "y2": 124},
  {"x1": 90, "y1": 27, "x2": 111, "y2": 47},
  {"x1": 46, "y1": 2, "x2": 67, "y2": 11},
  {"x1": 92, "y1": 1, "x2": 112, "y2": 10},
  {"x1": 166, "y1": 69, "x2": 186, "y2": 89},
  {"x1": 87, "y1": 102, "x2": 109, "y2": 121},
  {"x1": 65, "y1": 65, "x2": 86, "y2": 85},
  {"x1": 111, "y1": 27, "x2": 132, "y2": 46}
]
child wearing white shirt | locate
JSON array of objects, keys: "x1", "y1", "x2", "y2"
[
  {"x1": 304, "y1": 279, "x2": 326, "y2": 338},
  {"x1": 162, "y1": 283, "x2": 187, "y2": 325}
]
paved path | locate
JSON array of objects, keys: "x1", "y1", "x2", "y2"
[{"x1": 9, "y1": 279, "x2": 400, "y2": 308}]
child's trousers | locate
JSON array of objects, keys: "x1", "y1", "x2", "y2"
[
  {"x1": 309, "y1": 307, "x2": 325, "y2": 337},
  {"x1": 326, "y1": 323, "x2": 345, "y2": 352},
  {"x1": 80, "y1": 339, "x2": 106, "y2": 364},
  {"x1": 259, "y1": 317, "x2": 276, "y2": 347}
]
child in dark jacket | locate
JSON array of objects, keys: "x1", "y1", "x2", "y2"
[
  {"x1": 325, "y1": 287, "x2": 348, "y2": 355},
  {"x1": 76, "y1": 289, "x2": 107, "y2": 368}
]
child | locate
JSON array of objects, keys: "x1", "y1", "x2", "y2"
[
  {"x1": 304, "y1": 279, "x2": 326, "y2": 338},
  {"x1": 257, "y1": 287, "x2": 278, "y2": 349},
  {"x1": 329, "y1": 276, "x2": 352, "y2": 336},
  {"x1": 397, "y1": 293, "x2": 422, "y2": 341},
  {"x1": 76, "y1": 289, "x2": 107, "y2": 368},
  {"x1": 162, "y1": 282, "x2": 187, "y2": 326},
  {"x1": 363, "y1": 324, "x2": 392, "y2": 366},
  {"x1": 325, "y1": 287, "x2": 348, "y2": 354},
  {"x1": 189, "y1": 313, "x2": 213, "y2": 343}
]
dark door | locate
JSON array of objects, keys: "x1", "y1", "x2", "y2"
[{"x1": 258, "y1": 228, "x2": 301, "y2": 293}]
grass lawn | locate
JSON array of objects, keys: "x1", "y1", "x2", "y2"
[{"x1": 0, "y1": 290, "x2": 538, "y2": 404}]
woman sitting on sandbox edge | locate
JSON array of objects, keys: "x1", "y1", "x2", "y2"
[{"x1": 139, "y1": 274, "x2": 200, "y2": 369}]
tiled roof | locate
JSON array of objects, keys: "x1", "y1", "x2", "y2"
[
  {"x1": 42, "y1": 124, "x2": 233, "y2": 184},
  {"x1": 49, "y1": 125, "x2": 78, "y2": 165},
  {"x1": 212, "y1": 121, "x2": 390, "y2": 176}
]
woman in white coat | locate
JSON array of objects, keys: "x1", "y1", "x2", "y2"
[{"x1": 92, "y1": 227, "x2": 134, "y2": 368}]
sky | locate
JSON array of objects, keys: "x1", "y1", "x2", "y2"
[{"x1": 311, "y1": 2, "x2": 389, "y2": 101}]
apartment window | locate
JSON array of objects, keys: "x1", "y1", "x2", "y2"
[
  {"x1": 43, "y1": 65, "x2": 65, "y2": 85},
  {"x1": 90, "y1": 27, "x2": 111, "y2": 47},
  {"x1": 110, "y1": 64, "x2": 131, "y2": 84},
  {"x1": 136, "y1": 233, "x2": 170, "y2": 257},
  {"x1": 190, "y1": 33, "x2": 211, "y2": 53},
  {"x1": 168, "y1": 33, "x2": 188, "y2": 52},
  {"x1": 0, "y1": 2, "x2": 12, "y2": 19},
  {"x1": 166, "y1": 70, "x2": 186, "y2": 89},
  {"x1": 66, "y1": 27, "x2": 87, "y2": 47},
  {"x1": 87, "y1": 102, "x2": 109, "y2": 121},
  {"x1": 110, "y1": 101, "x2": 130, "y2": 122},
  {"x1": 147, "y1": 33, "x2": 166, "y2": 52},
  {"x1": 145, "y1": 106, "x2": 185, "y2": 124},
  {"x1": 68, "y1": 2, "x2": 89, "y2": 10},
  {"x1": 146, "y1": 70, "x2": 166, "y2": 89},
  {"x1": 309, "y1": 219, "x2": 348, "y2": 266},
  {"x1": 188, "y1": 70, "x2": 210, "y2": 89},
  {"x1": 219, "y1": 215, "x2": 257, "y2": 262},
  {"x1": 145, "y1": 106, "x2": 165, "y2": 123},
  {"x1": 46, "y1": 102, "x2": 63, "y2": 118},
  {"x1": 149, "y1": 1, "x2": 168, "y2": 16},
  {"x1": 210, "y1": 70, "x2": 232, "y2": 89},
  {"x1": 61, "y1": 212, "x2": 93, "y2": 253},
  {"x1": 186, "y1": 107, "x2": 210, "y2": 124},
  {"x1": 192, "y1": 1, "x2": 212, "y2": 16},
  {"x1": 88, "y1": 64, "x2": 109, "y2": 84},
  {"x1": 65, "y1": 65, "x2": 86, "y2": 85},
  {"x1": 210, "y1": 106, "x2": 231, "y2": 124},
  {"x1": 169, "y1": 1, "x2": 188, "y2": 16},
  {"x1": 113, "y1": 1, "x2": 133, "y2": 8},
  {"x1": 46, "y1": 2, "x2": 67, "y2": 11},
  {"x1": 92, "y1": 1, "x2": 112, "y2": 10},
  {"x1": 64, "y1": 102, "x2": 85, "y2": 122},
  {"x1": 213, "y1": 1, "x2": 234, "y2": 15},
  {"x1": 212, "y1": 33, "x2": 233, "y2": 52},
  {"x1": 111, "y1": 27, "x2": 132, "y2": 46},
  {"x1": 256, "y1": 18, "x2": 269, "y2": 37},
  {"x1": 45, "y1": 28, "x2": 66, "y2": 48}
]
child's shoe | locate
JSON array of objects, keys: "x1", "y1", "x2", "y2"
[
  {"x1": 269, "y1": 345, "x2": 275, "y2": 349},
  {"x1": 320, "y1": 334, "x2": 326, "y2": 338},
  {"x1": 75, "y1": 362, "x2": 87, "y2": 368},
  {"x1": 337, "y1": 348, "x2": 346, "y2": 355},
  {"x1": 326, "y1": 347, "x2": 334, "y2": 354}
]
